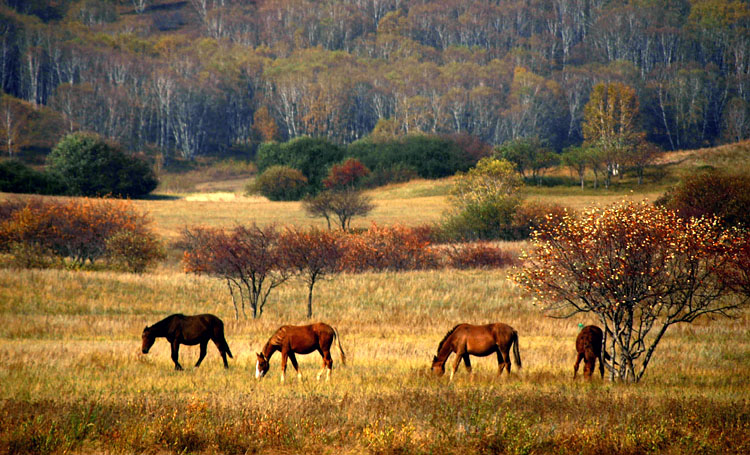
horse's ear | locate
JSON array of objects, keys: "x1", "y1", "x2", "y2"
[
  {"x1": 432, "y1": 355, "x2": 438, "y2": 362},
  {"x1": 256, "y1": 352, "x2": 264, "y2": 359}
]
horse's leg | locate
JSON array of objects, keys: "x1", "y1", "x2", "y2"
[
  {"x1": 289, "y1": 353, "x2": 302, "y2": 381},
  {"x1": 499, "y1": 349, "x2": 511, "y2": 375},
  {"x1": 171, "y1": 340, "x2": 183, "y2": 371},
  {"x1": 463, "y1": 354, "x2": 473, "y2": 380},
  {"x1": 195, "y1": 341, "x2": 208, "y2": 367},
  {"x1": 573, "y1": 352, "x2": 583, "y2": 379},
  {"x1": 450, "y1": 349, "x2": 464, "y2": 381},
  {"x1": 323, "y1": 348, "x2": 333, "y2": 381},
  {"x1": 280, "y1": 348, "x2": 289, "y2": 383}
]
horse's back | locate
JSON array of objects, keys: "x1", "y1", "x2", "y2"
[{"x1": 576, "y1": 325, "x2": 603, "y2": 354}]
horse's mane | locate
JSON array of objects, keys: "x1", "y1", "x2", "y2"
[
  {"x1": 262, "y1": 326, "x2": 288, "y2": 354},
  {"x1": 436, "y1": 324, "x2": 462, "y2": 354},
  {"x1": 152, "y1": 314, "x2": 183, "y2": 329}
]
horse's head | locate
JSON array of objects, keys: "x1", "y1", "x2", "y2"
[
  {"x1": 141, "y1": 326, "x2": 155, "y2": 354},
  {"x1": 255, "y1": 352, "x2": 269, "y2": 379},
  {"x1": 431, "y1": 355, "x2": 445, "y2": 376}
]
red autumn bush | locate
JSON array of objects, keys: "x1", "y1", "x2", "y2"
[
  {"x1": 339, "y1": 224, "x2": 441, "y2": 272},
  {"x1": 0, "y1": 198, "x2": 163, "y2": 271},
  {"x1": 323, "y1": 158, "x2": 371, "y2": 190},
  {"x1": 446, "y1": 242, "x2": 518, "y2": 269}
]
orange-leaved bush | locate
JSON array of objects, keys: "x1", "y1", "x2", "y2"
[
  {"x1": 339, "y1": 224, "x2": 440, "y2": 272},
  {"x1": 0, "y1": 198, "x2": 163, "y2": 271},
  {"x1": 514, "y1": 201, "x2": 749, "y2": 383}
]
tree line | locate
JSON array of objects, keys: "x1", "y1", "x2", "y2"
[{"x1": 1, "y1": 0, "x2": 749, "y2": 163}]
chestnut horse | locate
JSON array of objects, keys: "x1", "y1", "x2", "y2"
[
  {"x1": 141, "y1": 314, "x2": 233, "y2": 370},
  {"x1": 574, "y1": 325, "x2": 610, "y2": 379},
  {"x1": 432, "y1": 323, "x2": 521, "y2": 380},
  {"x1": 255, "y1": 323, "x2": 346, "y2": 382}
]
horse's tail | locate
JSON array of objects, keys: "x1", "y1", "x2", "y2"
[
  {"x1": 512, "y1": 331, "x2": 522, "y2": 369},
  {"x1": 333, "y1": 326, "x2": 346, "y2": 366},
  {"x1": 216, "y1": 323, "x2": 233, "y2": 358},
  {"x1": 222, "y1": 338, "x2": 234, "y2": 359}
]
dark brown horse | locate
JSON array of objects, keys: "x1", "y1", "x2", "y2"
[
  {"x1": 574, "y1": 325, "x2": 610, "y2": 379},
  {"x1": 141, "y1": 314, "x2": 233, "y2": 370},
  {"x1": 255, "y1": 323, "x2": 345, "y2": 382},
  {"x1": 432, "y1": 323, "x2": 521, "y2": 380}
]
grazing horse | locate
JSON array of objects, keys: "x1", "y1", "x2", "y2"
[
  {"x1": 431, "y1": 323, "x2": 521, "y2": 380},
  {"x1": 574, "y1": 325, "x2": 610, "y2": 379},
  {"x1": 255, "y1": 323, "x2": 346, "y2": 382},
  {"x1": 141, "y1": 314, "x2": 233, "y2": 370}
]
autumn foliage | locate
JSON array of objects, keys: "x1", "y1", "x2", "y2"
[
  {"x1": 0, "y1": 198, "x2": 163, "y2": 271},
  {"x1": 182, "y1": 224, "x2": 289, "y2": 319},
  {"x1": 515, "y1": 201, "x2": 750, "y2": 382},
  {"x1": 182, "y1": 222, "x2": 516, "y2": 317},
  {"x1": 339, "y1": 224, "x2": 440, "y2": 273},
  {"x1": 323, "y1": 158, "x2": 370, "y2": 190}
]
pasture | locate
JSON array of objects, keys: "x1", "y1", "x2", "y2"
[{"x1": 1, "y1": 146, "x2": 750, "y2": 454}]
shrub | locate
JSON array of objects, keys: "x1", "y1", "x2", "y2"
[
  {"x1": 446, "y1": 243, "x2": 517, "y2": 269},
  {"x1": 106, "y1": 230, "x2": 166, "y2": 273},
  {"x1": 323, "y1": 158, "x2": 370, "y2": 190},
  {"x1": 247, "y1": 165, "x2": 308, "y2": 201},
  {"x1": 340, "y1": 224, "x2": 440, "y2": 272},
  {"x1": 656, "y1": 170, "x2": 750, "y2": 227},
  {"x1": 348, "y1": 134, "x2": 474, "y2": 180},
  {"x1": 0, "y1": 160, "x2": 65, "y2": 195},
  {"x1": 360, "y1": 164, "x2": 419, "y2": 188},
  {"x1": 506, "y1": 201, "x2": 569, "y2": 240},
  {"x1": 441, "y1": 198, "x2": 521, "y2": 241},
  {"x1": 0, "y1": 198, "x2": 163, "y2": 269},
  {"x1": 47, "y1": 133, "x2": 157, "y2": 198},
  {"x1": 256, "y1": 137, "x2": 345, "y2": 190}
]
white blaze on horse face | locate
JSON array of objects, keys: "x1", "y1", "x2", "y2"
[{"x1": 255, "y1": 360, "x2": 262, "y2": 379}]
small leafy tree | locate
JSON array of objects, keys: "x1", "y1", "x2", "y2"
[
  {"x1": 303, "y1": 189, "x2": 375, "y2": 231},
  {"x1": 279, "y1": 228, "x2": 344, "y2": 318},
  {"x1": 582, "y1": 82, "x2": 645, "y2": 189},
  {"x1": 182, "y1": 224, "x2": 290, "y2": 319},
  {"x1": 561, "y1": 145, "x2": 589, "y2": 189},
  {"x1": 515, "y1": 201, "x2": 750, "y2": 383},
  {"x1": 47, "y1": 132, "x2": 157, "y2": 198},
  {"x1": 443, "y1": 157, "x2": 523, "y2": 240}
]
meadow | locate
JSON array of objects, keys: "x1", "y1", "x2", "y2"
[{"x1": 1, "y1": 144, "x2": 749, "y2": 454}]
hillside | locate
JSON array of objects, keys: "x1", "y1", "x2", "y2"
[{"x1": 1, "y1": 0, "x2": 749, "y2": 167}]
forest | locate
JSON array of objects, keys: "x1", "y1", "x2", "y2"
[{"x1": 1, "y1": 0, "x2": 749, "y2": 165}]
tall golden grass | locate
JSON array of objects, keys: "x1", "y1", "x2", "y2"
[{"x1": 1, "y1": 264, "x2": 748, "y2": 454}]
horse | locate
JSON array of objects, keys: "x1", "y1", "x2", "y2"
[
  {"x1": 255, "y1": 323, "x2": 346, "y2": 382},
  {"x1": 431, "y1": 323, "x2": 521, "y2": 380},
  {"x1": 141, "y1": 313, "x2": 233, "y2": 370},
  {"x1": 573, "y1": 325, "x2": 610, "y2": 379}
]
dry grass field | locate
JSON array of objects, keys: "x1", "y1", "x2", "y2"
[{"x1": 1, "y1": 144, "x2": 749, "y2": 454}]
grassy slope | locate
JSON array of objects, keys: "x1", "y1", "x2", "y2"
[{"x1": 1, "y1": 143, "x2": 749, "y2": 454}]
